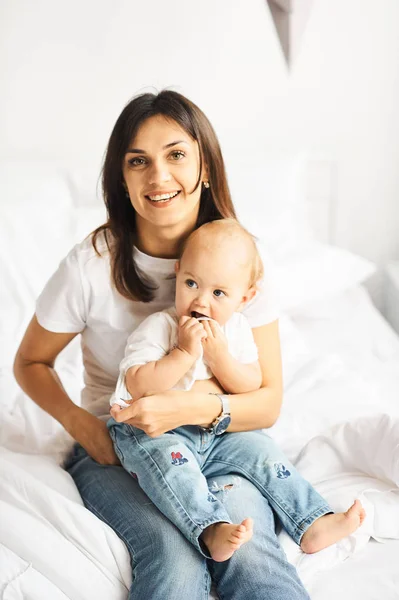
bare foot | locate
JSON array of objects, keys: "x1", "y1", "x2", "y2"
[
  {"x1": 201, "y1": 518, "x2": 254, "y2": 562},
  {"x1": 300, "y1": 499, "x2": 366, "y2": 554}
]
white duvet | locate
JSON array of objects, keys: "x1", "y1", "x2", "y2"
[{"x1": 1, "y1": 286, "x2": 399, "y2": 599}]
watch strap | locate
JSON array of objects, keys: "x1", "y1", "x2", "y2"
[{"x1": 216, "y1": 393, "x2": 230, "y2": 417}]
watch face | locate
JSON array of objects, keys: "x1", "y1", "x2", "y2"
[{"x1": 215, "y1": 415, "x2": 231, "y2": 436}]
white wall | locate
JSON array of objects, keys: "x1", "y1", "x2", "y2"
[{"x1": 1, "y1": 0, "x2": 398, "y2": 306}]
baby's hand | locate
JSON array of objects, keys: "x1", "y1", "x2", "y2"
[
  {"x1": 201, "y1": 320, "x2": 228, "y2": 366},
  {"x1": 177, "y1": 316, "x2": 207, "y2": 360}
]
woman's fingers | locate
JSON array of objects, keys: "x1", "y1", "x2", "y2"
[{"x1": 111, "y1": 401, "x2": 139, "y2": 423}]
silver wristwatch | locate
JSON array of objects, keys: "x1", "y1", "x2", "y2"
[{"x1": 206, "y1": 394, "x2": 231, "y2": 436}]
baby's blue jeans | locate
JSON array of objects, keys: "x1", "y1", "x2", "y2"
[{"x1": 108, "y1": 420, "x2": 331, "y2": 558}]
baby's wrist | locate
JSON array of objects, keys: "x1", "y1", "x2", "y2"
[
  {"x1": 173, "y1": 346, "x2": 197, "y2": 366},
  {"x1": 205, "y1": 347, "x2": 229, "y2": 369}
]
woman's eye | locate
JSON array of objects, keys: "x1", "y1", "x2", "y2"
[
  {"x1": 213, "y1": 289, "x2": 225, "y2": 298},
  {"x1": 186, "y1": 279, "x2": 197, "y2": 289},
  {"x1": 170, "y1": 150, "x2": 185, "y2": 161},
  {"x1": 128, "y1": 157, "x2": 146, "y2": 167}
]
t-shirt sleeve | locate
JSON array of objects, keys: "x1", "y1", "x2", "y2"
[
  {"x1": 113, "y1": 313, "x2": 172, "y2": 405},
  {"x1": 230, "y1": 313, "x2": 259, "y2": 364},
  {"x1": 35, "y1": 246, "x2": 86, "y2": 333},
  {"x1": 242, "y1": 243, "x2": 280, "y2": 328}
]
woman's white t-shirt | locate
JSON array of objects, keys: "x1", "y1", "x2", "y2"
[{"x1": 36, "y1": 233, "x2": 279, "y2": 421}]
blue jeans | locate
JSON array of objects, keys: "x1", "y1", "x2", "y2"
[
  {"x1": 66, "y1": 441, "x2": 311, "y2": 600},
  {"x1": 108, "y1": 422, "x2": 331, "y2": 558}
]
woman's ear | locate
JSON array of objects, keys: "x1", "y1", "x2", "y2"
[
  {"x1": 175, "y1": 261, "x2": 180, "y2": 274},
  {"x1": 237, "y1": 286, "x2": 257, "y2": 312}
]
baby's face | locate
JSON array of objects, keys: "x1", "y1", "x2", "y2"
[{"x1": 175, "y1": 238, "x2": 256, "y2": 326}]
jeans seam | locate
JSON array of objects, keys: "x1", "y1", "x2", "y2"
[
  {"x1": 81, "y1": 494, "x2": 137, "y2": 566},
  {"x1": 203, "y1": 567, "x2": 211, "y2": 600}
]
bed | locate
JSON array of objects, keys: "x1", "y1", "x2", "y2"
[{"x1": 1, "y1": 157, "x2": 398, "y2": 599}]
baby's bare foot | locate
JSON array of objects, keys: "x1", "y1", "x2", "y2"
[
  {"x1": 201, "y1": 518, "x2": 254, "y2": 562},
  {"x1": 300, "y1": 499, "x2": 366, "y2": 554}
]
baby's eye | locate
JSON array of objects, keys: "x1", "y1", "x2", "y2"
[
  {"x1": 186, "y1": 279, "x2": 198, "y2": 289},
  {"x1": 128, "y1": 157, "x2": 146, "y2": 167},
  {"x1": 213, "y1": 289, "x2": 225, "y2": 298},
  {"x1": 170, "y1": 150, "x2": 185, "y2": 161}
]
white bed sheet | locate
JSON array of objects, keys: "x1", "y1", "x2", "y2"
[
  {"x1": 1, "y1": 284, "x2": 399, "y2": 600},
  {"x1": 308, "y1": 539, "x2": 399, "y2": 599}
]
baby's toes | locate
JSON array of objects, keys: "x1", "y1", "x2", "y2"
[
  {"x1": 232, "y1": 530, "x2": 246, "y2": 542},
  {"x1": 242, "y1": 517, "x2": 254, "y2": 530}
]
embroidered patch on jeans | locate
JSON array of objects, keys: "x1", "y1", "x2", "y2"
[
  {"x1": 171, "y1": 451, "x2": 188, "y2": 466},
  {"x1": 274, "y1": 463, "x2": 291, "y2": 479}
]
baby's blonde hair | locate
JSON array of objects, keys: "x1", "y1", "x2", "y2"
[{"x1": 180, "y1": 219, "x2": 264, "y2": 288}]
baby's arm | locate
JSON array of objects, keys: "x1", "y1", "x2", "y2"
[
  {"x1": 126, "y1": 348, "x2": 193, "y2": 401},
  {"x1": 201, "y1": 320, "x2": 262, "y2": 394},
  {"x1": 207, "y1": 356, "x2": 261, "y2": 394},
  {"x1": 125, "y1": 316, "x2": 206, "y2": 402}
]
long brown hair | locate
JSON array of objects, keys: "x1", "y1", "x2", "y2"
[{"x1": 92, "y1": 90, "x2": 236, "y2": 302}]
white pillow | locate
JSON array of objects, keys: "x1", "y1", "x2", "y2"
[
  {"x1": 0, "y1": 162, "x2": 75, "y2": 342},
  {"x1": 279, "y1": 315, "x2": 312, "y2": 391},
  {"x1": 272, "y1": 241, "x2": 376, "y2": 314}
]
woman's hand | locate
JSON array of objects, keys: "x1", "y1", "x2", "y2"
[
  {"x1": 64, "y1": 406, "x2": 120, "y2": 465},
  {"x1": 110, "y1": 389, "x2": 221, "y2": 437}
]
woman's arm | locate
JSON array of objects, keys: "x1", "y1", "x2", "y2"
[
  {"x1": 14, "y1": 315, "x2": 119, "y2": 464},
  {"x1": 111, "y1": 320, "x2": 283, "y2": 436},
  {"x1": 226, "y1": 320, "x2": 283, "y2": 431}
]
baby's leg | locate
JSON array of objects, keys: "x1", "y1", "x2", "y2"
[
  {"x1": 108, "y1": 420, "x2": 252, "y2": 560},
  {"x1": 203, "y1": 431, "x2": 334, "y2": 547},
  {"x1": 300, "y1": 499, "x2": 366, "y2": 553}
]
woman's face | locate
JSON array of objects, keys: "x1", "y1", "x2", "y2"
[{"x1": 122, "y1": 115, "x2": 205, "y2": 233}]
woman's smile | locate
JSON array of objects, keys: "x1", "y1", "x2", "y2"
[{"x1": 145, "y1": 189, "x2": 181, "y2": 207}]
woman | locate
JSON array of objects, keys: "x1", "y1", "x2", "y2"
[{"x1": 13, "y1": 90, "x2": 310, "y2": 599}]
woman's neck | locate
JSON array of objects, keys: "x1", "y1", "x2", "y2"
[{"x1": 135, "y1": 217, "x2": 197, "y2": 259}]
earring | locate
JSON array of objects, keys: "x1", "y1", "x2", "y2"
[{"x1": 203, "y1": 181, "x2": 210, "y2": 189}]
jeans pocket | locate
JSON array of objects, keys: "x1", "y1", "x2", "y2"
[{"x1": 64, "y1": 443, "x2": 85, "y2": 471}]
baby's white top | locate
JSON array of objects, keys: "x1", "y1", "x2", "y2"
[
  {"x1": 36, "y1": 233, "x2": 279, "y2": 420},
  {"x1": 111, "y1": 307, "x2": 259, "y2": 407}
]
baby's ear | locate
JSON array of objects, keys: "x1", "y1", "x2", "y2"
[
  {"x1": 237, "y1": 287, "x2": 257, "y2": 312},
  {"x1": 174, "y1": 260, "x2": 180, "y2": 274}
]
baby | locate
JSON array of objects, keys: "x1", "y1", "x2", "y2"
[{"x1": 108, "y1": 219, "x2": 365, "y2": 562}]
